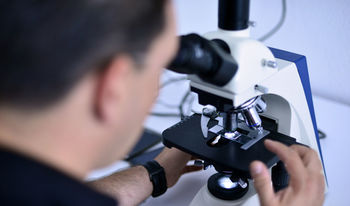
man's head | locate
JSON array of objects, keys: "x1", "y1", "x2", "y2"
[
  {"x1": 0, "y1": 0, "x2": 178, "y2": 175},
  {"x1": 0, "y1": 0, "x2": 172, "y2": 108}
]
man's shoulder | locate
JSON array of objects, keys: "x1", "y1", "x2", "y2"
[{"x1": 0, "y1": 148, "x2": 117, "y2": 206}]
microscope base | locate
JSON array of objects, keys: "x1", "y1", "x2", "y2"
[{"x1": 190, "y1": 181, "x2": 259, "y2": 206}]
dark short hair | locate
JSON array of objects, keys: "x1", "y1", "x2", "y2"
[{"x1": 0, "y1": 0, "x2": 166, "y2": 109}]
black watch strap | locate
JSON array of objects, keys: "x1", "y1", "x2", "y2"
[{"x1": 142, "y1": 160, "x2": 167, "y2": 197}]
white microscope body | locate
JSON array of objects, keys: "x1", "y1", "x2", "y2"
[
  {"x1": 188, "y1": 27, "x2": 326, "y2": 206},
  {"x1": 164, "y1": 1, "x2": 326, "y2": 205}
]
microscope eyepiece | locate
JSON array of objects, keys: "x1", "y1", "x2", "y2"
[
  {"x1": 167, "y1": 34, "x2": 238, "y2": 86},
  {"x1": 219, "y1": 0, "x2": 250, "y2": 31}
]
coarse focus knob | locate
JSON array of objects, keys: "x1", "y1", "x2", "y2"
[{"x1": 272, "y1": 161, "x2": 289, "y2": 192}]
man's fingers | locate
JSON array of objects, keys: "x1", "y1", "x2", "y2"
[
  {"x1": 291, "y1": 145, "x2": 323, "y2": 173},
  {"x1": 181, "y1": 165, "x2": 202, "y2": 174},
  {"x1": 264, "y1": 139, "x2": 306, "y2": 191},
  {"x1": 250, "y1": 161, "x2": 276, "y2": 206},
  {"x1": 289, "y1": 144, "x2": 309, "y2": 159},
  {"x1": 291, "y1": 145, "x2": 326, "y2": 201}
]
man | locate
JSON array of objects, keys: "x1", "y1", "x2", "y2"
[{"x1": 0, "y1": 0, "x2": 325, "y2": 206}]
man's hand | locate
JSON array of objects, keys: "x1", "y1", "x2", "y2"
[
  {"x1": 89, "y1": 148, "x2": 201, "y2": 206},
  {"x1": 155, "y1": 147, "x2": 202, "y2": 187},
  {"x1": 250, "y1": 139, "x2": 325, "y2": 206}
]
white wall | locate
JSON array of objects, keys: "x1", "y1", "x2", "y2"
[{"x1": 173, "y1": 0, "x2": 350, "y2": 106}]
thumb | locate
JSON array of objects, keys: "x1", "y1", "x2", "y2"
[{"x1": 250, "y1": 161, "x2": 276, "y2": 206}]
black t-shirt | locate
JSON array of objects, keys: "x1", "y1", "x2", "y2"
[{"x1": 0, "y1": 148, "x2": 118, "y2": 206}]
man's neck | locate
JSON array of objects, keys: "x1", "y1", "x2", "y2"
[{"x1": 0, "y1": 107, "x2": 97, "y2": 180}]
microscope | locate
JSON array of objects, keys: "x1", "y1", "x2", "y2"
[{"x1": 164, "y1": 0, "x2": 326, "y2": 205}]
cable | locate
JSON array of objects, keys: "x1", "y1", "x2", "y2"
[
  {"x1": 179, "y1": 90, "x2": 192, "y2": 120},
  {"x1": 258, "y1": 0, "x2": 287, "y2": 42},
  {"x1": 150, "y1": 112, "x2": 180, "y2": 117},
  {"x1": 150, "y1": 90, "x2": 194, "y2": 119},
  {"x1": 150, "y1": 76, "x2": 190, "y2": 118},
  {"x1": 160, "y1": 77, "x2": 187, "y2": 89},
  {"x1": 318, "y1": 129, "x2": 327, "y2": 139}
]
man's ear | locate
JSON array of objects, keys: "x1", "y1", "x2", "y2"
[{"x1": 93, "y1": 55, "x2": 134, "y2": 123}]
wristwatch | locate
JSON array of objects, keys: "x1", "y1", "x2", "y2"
[{"x1": 142, "y1": 160, "x2": 168, "y2": 197}]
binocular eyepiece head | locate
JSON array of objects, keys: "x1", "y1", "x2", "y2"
[{"x1": 167, "y1": 34, "x2": 238, "y2": 87}]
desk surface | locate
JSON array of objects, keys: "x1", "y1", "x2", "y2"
[{"x1": 141, "y1": 96, "x2": 350, "y2": 206}]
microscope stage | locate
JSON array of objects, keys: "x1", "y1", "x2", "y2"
[{"x1": 163, "y1": 114, "x2": 296, "y2": 177}]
